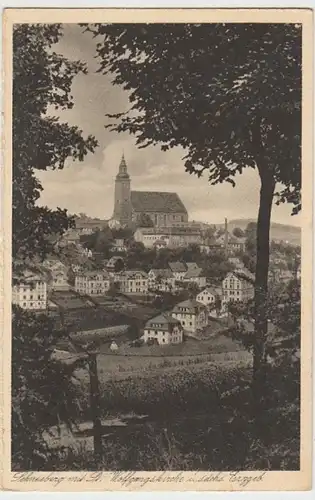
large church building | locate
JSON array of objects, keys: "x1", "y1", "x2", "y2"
[{"x1": 112, "y1": 155, "x2": 188, "y2": 228}]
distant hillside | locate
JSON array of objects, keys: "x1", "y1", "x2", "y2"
[{"x1": 224, "y1": 219, "x2": 301, "y2": 246}]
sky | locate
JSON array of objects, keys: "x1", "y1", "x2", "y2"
[{"x1": 36, "y1": 24, "x2": 300, "y2": 227}]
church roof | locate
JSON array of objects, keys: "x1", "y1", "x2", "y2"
[{"x1": 131, "y1": 191, "x2": 187, "y2": 214}]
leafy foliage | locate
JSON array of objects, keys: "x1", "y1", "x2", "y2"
[
  {"x1": 226, "y1": 278, "x2": 300, "y2": 363},
  {"x1": 13, "y1": 24, "x2": 98, "y2": 264},
  {"x1": 87, "y1": 23, "x2": 301, "y2": 212},
  {"x1": 86, "y1": 23, "x2": 301, "y2": 403},
  {"x1": 12, "y1": 24, "x2": 97, "y2": 468},
  {"x1": 232, "y1": 227, "x2": 245, "y2": 238},
  {"x1": 80, "y1": 228, "x2": 113, "y2": 257},
  {"x1": 12, "y1": 306, "x2": 87, "y2": 470},
  {"x1": 138, "y1": 212, "x2": 154, "y2": 227}
]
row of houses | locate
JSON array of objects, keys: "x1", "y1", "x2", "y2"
[
  {"x1": 73, "y1": 261, "x2": 207, "y2": 297},
  {"x1": 142, "y1": 298, "x2": 208, "y2": 344},
  {"x1": 11, "y1": 261, "x2": 254, "y2": 313},
  {"x1": 142, "y1": 270, "x2": 256, "y2": 345},
  {"x1": 12, "y1": 253, "x2": 286, "y2": 322}
]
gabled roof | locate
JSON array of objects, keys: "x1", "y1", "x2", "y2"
[
  {"x1": 13, "y1": 269, "x2": 47, "y2": 285},
  {"x1": 172, "y1": 299, "x2": 206, "y2": 314},
  {"x1": 145, "y1": 313, "x2": 181, "y2": 331},
  {"x1": 131, "y1": 191, "x2": 187, "y2": 214},
  {"x1": 197, "y1": 286, "x2": 221, "y2": 297},
  {"x1": 186, "y1": 262, "x2": 200, "y2": 270},
  {"x1": 149, "y1": 268, "x2": 174, "y2": 279},
  {"x1": 234, "y1": 269, "x2": 255, "y2": 283},
  {"x1": 169, "y1": 261, "x2": 187, "y2": 273},
  {"x1": 77, "y1": 270, "x2": 110, "y2": 279},
  {"x1": 185, "y1": 266, "x2": 203, "y2": 279},
  {"x1": 224, "y1": 270, "x2": 255, "y2": 284},
  {"x1": 121, "y1": 270, "x2": 148, "y2": 279}
]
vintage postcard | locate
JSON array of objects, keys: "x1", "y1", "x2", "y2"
[{"x1": 1, "y1": 8, "x2": 313, "y2": 492}]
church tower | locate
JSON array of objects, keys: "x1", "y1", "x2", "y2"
[{"x1": 112, "y1": 154, "x2": 132, "y2": 227}]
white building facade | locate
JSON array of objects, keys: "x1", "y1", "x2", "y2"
[
  {"x1": 43, "y1": 259, "x2": 70, "y2": 291},
  {"x1": 118, "y1": 271, "x2": 148, "y2": 294},
  {"x1": 171, "y1": 299, "x2": 208, "y2": 334},
  {"x1": 12, "y1": 273, "x2": 47, "y2": 310},
  {"x1": 143, "y1": 314, "x2": 183, "y2": 344},
  {"x1": 75, "y1": 271, "x2": 111, "y2": 296},
  {"x1": 222, "y1": 272, "x2": 254, "y2": 305},
  {"x1": 196, "y1": 288, "x2": 217, "y2": 308}
]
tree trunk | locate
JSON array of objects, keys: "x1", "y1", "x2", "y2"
[
  {"x1": 88, "y1": 353, "x2": 103, "y2": 464},
  {"x1": 253, "y1": 170, "x2": 275, "y2": 430}
]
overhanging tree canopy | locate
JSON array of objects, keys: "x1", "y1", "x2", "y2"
[
  {"x1": 13, "y1": 24, "x2": 98, "y2": 263},
  {"x1": 86, "y1": 23, "x2": 301, "y2": 211},
  {"x1": 86, "y1": 22, "x2": 301, "y2": 410}
]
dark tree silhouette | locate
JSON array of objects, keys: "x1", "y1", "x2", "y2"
[
  {"x1": 12, "y1": 24, "x2": 97, "y2": 468},
  {"x1": 138, "y1": 212, "x2": 154, "y2": 227},
  {"x1": 13, "y1": 24, "x2": 98, "y2": 265},
  {"x1": 87, "y1": 23, "x2": 301, "y2": 419},
  {"x1": 233, "y1": 227, "x2": 245, "y2": 238}
]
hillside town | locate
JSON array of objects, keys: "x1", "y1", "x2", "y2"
[
  {"x1": 13, "y1": 156, "x2": 301, "y2": 348},
  {"x1": 10, "y1": 22, "x2": 304, "y2": 475}
]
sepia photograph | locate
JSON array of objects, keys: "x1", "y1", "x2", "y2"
[{"x1": 1, "y1": 8, "x2": 313, "y2": 492}]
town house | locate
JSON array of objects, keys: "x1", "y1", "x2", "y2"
[
  {"x1": 75, "y1": 270, "x2": 111, "y2": 296},
  {"x1": 222, "y1": 271, "x2": 255, "y2": 306},
  {"x1": 183, "y1": 263, "x2": 207, "y2": 288},
  {"x1": 110, "y1": 238, "x2": 127, "y2": 253},
  {"x1": 134, "y1": 227, "x2": 170, "y2": 248},
  {"x1": 12, "y1": 271, "x2": 47, "y2": 311},
  {"x1": 143, "y1": 314, "x2": 183, "y2": 345},
  {"x1": 168, "y1": 261, "x2": 187, "y2": 282},
  {"x1": 148, "y1": 268, "x2": 176, "y2": 292},
  {"x1": 171, "y1": 299, "x2": 208, "y2": 334},
  {"x1": 118, "y1": 270, "x2": 148, "y2": 294},
  {"x1": 196, "y1": 287, "x2": 218, "y2": 308},
  {"x1": 43, "y1": 259, "x2": 70, "y2": 291}
]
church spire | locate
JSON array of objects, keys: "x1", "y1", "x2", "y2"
[{"x1": 118, "y1": 153, "x2": 128, "y2": 175}]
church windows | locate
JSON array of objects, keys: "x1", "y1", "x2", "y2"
[{"x1": 154, "y1": 214, "x2": 158, "y2": 225}]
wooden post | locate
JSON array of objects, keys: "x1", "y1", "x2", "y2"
[{"x1": 88, "y1": 352, "x2": 102, "y2": 463}]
